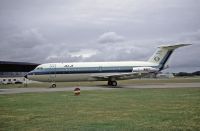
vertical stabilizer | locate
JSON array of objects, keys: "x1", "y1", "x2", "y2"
[{"x1": 148, "y1": 44, "x2": 191, "y2": 70}]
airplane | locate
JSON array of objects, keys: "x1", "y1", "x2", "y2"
[{"x1": 25, "y1": 44, "x2": 191, "y2": 88}]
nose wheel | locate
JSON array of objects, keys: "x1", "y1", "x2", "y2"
[
  {"x1": 50, "y1": 83, "x2": 56, "y2": 88},
  {"x1": 108, "y1": 81, "x2": 117, "y2": 87}
]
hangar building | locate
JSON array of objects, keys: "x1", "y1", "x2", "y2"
[{"x1": 0, "y1": 61, "x2": 39, "y2": 84}]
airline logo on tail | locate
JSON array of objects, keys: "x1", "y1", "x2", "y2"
[{"x1": 154, "y1": 56, "x2": 160, "y2": 62}]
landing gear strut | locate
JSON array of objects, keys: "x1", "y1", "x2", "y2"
[{"x1": 107, "y1": 81, "x2": 117, "y2": 87}]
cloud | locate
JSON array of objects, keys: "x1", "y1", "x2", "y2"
[
  {"x1": 69, "y1": 49, "x2": 99, "y2": 58},
  {"x1": 9, "y1": 28, "x2": 46, "y2": 48},
  {"x1": 97, "y1": 32, "x2": 125, "y2": 44},
  {"x1": 0, "y1": 0, "x2": 200, "y2": 72},
  {"x1": 0, "y1": 28, "x2": 54, "y2": 63},
  {"x1": 45, "y1": 49, "x2": 99, "y2": 62}
]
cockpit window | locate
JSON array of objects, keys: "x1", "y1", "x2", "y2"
[{"x1": 36, "y1": 67, "x2": 43, "y2": 70}]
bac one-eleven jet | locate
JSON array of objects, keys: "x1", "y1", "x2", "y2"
[{"x1": 25, "y1": 44, "x2": 190, "y2": 88}]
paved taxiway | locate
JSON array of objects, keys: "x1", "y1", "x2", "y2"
[{"x1": 0, "y1": 82, "x2": 200, "y2": 94}]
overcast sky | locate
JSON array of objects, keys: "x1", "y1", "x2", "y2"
[{"x1": 0, "y1": 0, "x2": 200, "y2": 71}]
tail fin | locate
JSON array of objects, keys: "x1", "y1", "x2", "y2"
[{"x1": 148, "y1": 44, "x2": 191, "y2": 70}]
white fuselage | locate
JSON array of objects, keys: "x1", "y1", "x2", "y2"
[
  {"x1": 25, "y1": 44, "x2": 190, "y2": 85},
  {"x1": 26, "y1": 61, "x2": 159, "y2": 82}
]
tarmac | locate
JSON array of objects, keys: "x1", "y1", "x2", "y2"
[{"x1": 0, "y1": 82, "x2": 200, "y2": 94}]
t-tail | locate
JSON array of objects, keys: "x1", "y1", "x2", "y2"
[{"x1": 148, "y1": 44, "x2": 191, "y2": 71}]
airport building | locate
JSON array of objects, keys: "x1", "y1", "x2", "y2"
[
  {"x1": 0, "y1": 76, "x2": 26, "y2": 84},
  {"x1": 0, "y1": 61, "x2": 39, "y2": 84}
]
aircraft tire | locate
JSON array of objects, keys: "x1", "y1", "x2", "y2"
[
  {"x1": 51, "y1": 84, "x2": 56, "y2": 88},
  {"x1": 108, "y1": 81, "x2": 112, "y2": 86},
  {"x1": 111, "y1": 81, "x2": 117, "y2": 87}
]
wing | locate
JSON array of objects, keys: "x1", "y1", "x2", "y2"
[{"x1": 91, "y1": 72, "x2": 149, "y2": 81}]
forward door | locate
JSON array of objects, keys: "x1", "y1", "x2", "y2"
[{"x1": 49, "y1": 64, "x2": 56, "y2": 82}]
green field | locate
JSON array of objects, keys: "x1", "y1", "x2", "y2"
[{"x1": 0, "y1": 88, "x2": 200, "y2": 130}]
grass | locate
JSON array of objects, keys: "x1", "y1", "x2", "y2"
[
  {"x1": 0, "y1": 88, "x2": 200, "y2": 130},
  {"x1": 1, "y1": 77, "x2": 200, "y2": 88}
]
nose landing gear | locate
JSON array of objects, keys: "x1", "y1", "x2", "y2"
[{"x1": 50, "y1": 83, "x2": 56, "y2": 88}]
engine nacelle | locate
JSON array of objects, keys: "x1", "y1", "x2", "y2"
[{"x1": 132, "y1": 67, "x2": 158, "y2": 73}]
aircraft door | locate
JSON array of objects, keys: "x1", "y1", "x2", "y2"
[{"x1": 49, "y1": 64, "x2": 56, "y2": 82}]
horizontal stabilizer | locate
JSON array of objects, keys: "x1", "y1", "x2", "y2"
[{"x1": 158, "y1": 44, "x2": 191, "y2": 49}]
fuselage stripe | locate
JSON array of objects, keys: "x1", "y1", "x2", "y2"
[
  {"x1": 159, "y1": 50, "x2": 173, "y2": 70},
  {"x1": 28, "y1": 66, "x2": 158, "y2": 75}
]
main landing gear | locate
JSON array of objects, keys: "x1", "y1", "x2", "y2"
[{"x1": 107, "y1": 80, "x2": 117, "y2": 87}]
